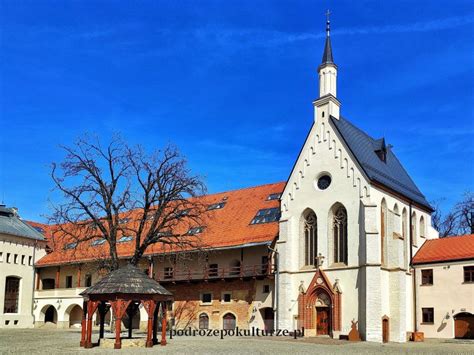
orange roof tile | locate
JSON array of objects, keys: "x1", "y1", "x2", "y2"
[
  {"x1": 36, "y1": 182, "x2": 285, "y2": 267},
  {"x1": 412, "y1": 234, "x2": 474, "y2": 265}
]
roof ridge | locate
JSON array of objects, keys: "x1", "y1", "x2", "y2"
[{"x1": 190, "y1": 181, "x2": 286, "y2": 198}]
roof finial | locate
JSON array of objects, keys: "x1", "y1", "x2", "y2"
[{"x1": 326, "y1": 9, "x2": 331, "y2": 37}]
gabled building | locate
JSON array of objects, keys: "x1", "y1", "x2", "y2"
[
  {"x1": 0, "y1": 205, "x2": 47, "y2": 328},
  {"x1": 276, "y1": 18, "x2": 437, "y2": 342},
  {"x1": 413, "y1": 234, "x2": 474, "y2": 339}
]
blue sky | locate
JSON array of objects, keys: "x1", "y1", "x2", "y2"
[{"x1": 0, "y1": 1, "x2": 473, "y2": 222}]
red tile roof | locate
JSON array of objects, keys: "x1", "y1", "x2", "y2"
[
  {"x1": 412, "y1": 234, "x2": 474, "y2": 265},
  {"x1": 35, "y1": 182, "x2": 285, "y2": 267}
]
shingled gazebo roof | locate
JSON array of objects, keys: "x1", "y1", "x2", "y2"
[{"x1": 80, "y1": 263, "x2": 172, "y2": 297}]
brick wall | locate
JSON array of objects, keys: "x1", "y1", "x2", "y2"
[{"x1": 166, "y1": 279, "x2": 262, "y2": 329}]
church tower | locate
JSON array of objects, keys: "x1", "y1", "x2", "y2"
[{"x1": 313, "y1": 11, "x2": 340, "y2": 121}]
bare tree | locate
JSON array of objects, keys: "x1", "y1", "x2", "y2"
[
  {"x1": 49, "y1": 135, "x2": 206, "y2": 270},
  {"x1": 455, "y1": 191, "x2": 474, "y2": 235},
  {"x1": 431, "y1": 191, "x2": 474, "y2": 237}
]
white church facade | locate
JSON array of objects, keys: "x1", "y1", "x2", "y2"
[{"x1": 276, "y1": 19, "x2": 438, "y2": 342}]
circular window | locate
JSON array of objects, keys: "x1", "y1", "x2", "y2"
[{"x1": 317, "y1": 175, "x2": 332, "y2": 190}]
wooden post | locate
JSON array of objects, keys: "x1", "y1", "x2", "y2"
[
  {"x1": 161, "y1": 302, "x2": 167, "y2": 346},
  {"x1": 114, "y1": 314, "x2": 122, "y2": 349},
  {"x1": 55, "y1": 266, "x2": 60, "y2": 289},
  {"x1": 77, "y1": 265, "x2": 82, "y2": 288},
  {"x1": 149, "y1": 258, "x2": 154, "y2": 278},
  {"x1": 35, "y1": 270, "x2": 40, "y2": 291},
  {"x1": 80, "y1": 301, "x2": 87, "y2": 347},
  {"x1": 110, "y1": 299, "x2": 131, "y2": 350},
  {"x1": 142, "y1": 300, "x2": 157, "y2": 347},
  {"x1": 85, "y1": 301, "x2": 100, "y2": 348}
]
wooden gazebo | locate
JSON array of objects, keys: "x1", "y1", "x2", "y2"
[{"x1": 80, "y1": 263, "x2": 173, "y2": 349}]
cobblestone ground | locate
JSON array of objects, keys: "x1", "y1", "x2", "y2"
[{"x1": 0, "y1": 329, "x2": 473, "y2": 354}]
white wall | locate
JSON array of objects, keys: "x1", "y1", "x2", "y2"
[
  {"x1": 415, "y1": 260, "x2": 474, "y2": 338},
  {"x1": 0, "y1": 233, "x2": 46, "y2": 328}
]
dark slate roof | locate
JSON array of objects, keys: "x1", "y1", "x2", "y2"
[
  {"x1": 80, "y1": 263, "x2": 172, "y2": 296},
  {"x1": 0, "y1": 206, "x2": 46, "y2": 241},
  {"x1": 330, "y1": 116, "x2": 432, "y2": 210},
  {"x1": 321, "y1": 36, "x2": 334, "y2": 65}
]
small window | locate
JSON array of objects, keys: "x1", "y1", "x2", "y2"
[
  {"x1": 65, "y1": 276, "x2": 73, "y2": 289},
  {"x1": 199, "y1": 313, "x2": 209, "y2": 329},
  {"x1": 250, "y1": 208, "x2": 281, "y2": 225},
  {"x1": 207, "y1": 202, "x2": 226, "y2": 211},
  {"x1": 33, "y1": 226, "x2": 45, "y2": 234},
  {"x1": 91, "y1": 238, "x2": 106, "y2": 246},
  {"x1": 0, "y1": 252, "x2": 3, "y2": 262},
  {"x1": 85, "y1": 274, "x2": 92, "y2": 287},
  {"x1": 117, "y1": 236, "x2": 133, "y2": 243},
  {"x1": 421, "y1": 269, "x2": 433, "y2": 285},
  {"x1": 222, "y1": 292, "x2": 232, "y2": 303},
  {"x1": 267, "y1": 193, "x2": 281, "y2": 201},
  {"x1": 175, "y1": 209, "x2": 190, "y2": 217},
  {"x1": 263, "y1": 285, "x2": 270, "y2": 294},
  {"x1": 208, "y1": 264, "x2": 218, "y2": 277},
  {"x1": 14, "y1": 254, "x2": 18, "y2": 264},
  {"x1": 201, "y1": 293, "x2": 212, "y2": 304},
  {"x1": 21, "y1": 255, "x2": 25, "y2": 265},
  {"x1": 164, "y1": 267, "x2": 174, "y2": 280},
  {"x1": 64, "y1": 242, "x2": 77, "y2": 250},
  {"x1": 7, "y1": 253, "x2": 11, "y2": 263},
  {"x1": 464, "y1": 266, "x2": 474, "y2": 283},
  {"x1": 118, "y1": 217, "x2": 130, "y2": 224},
  {"x1": 317, "y1": 175, "x2": 332, "y2": 190},
  {"x1": 187, "y1": 226, "x2": 204, "y2": 235},
  {"x1": 422, "y1": 308, "x2": 434, "y2": 324},
  {"x1": 322, "y1": 111, "x2": 325, "y2": 118},
  {"x1": 28, "y1": 256, "x2": 32, "y2": 266}
]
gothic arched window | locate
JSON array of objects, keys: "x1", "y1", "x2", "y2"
[
  {"x1": 304, "y1": 211, "x2": 318, "y2": 266},
  {"x1": 411, "y1": 212, "x2": 417, "y2": 247},
  {"x1": 420, "y1": 216, "x2": 425, "y2": 238},
  {"x1": 381, "y1": 200, "x2": 388, "y2": 266},
  {"x1": 333, "y1": 205, "x2": 348, "y2": 264}
]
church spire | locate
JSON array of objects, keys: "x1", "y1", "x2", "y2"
[
  {"x1": 317, "y1": 10, "x2": 337, "y2": 98},
  {"x1": 314, "y1": 10, "x2": 340, "y2": 121},
  {"x1": 321, "y1": 10, "x2": 334, "y2": 65}
]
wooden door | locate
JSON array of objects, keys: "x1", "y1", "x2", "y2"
[
  {"x1": 382, "y1": 318, "x2": 389, "y2": 343},
  {"x1": 455, "y1": 313, "x2": 474, "y2": 339},
  {"x1": 262, "y1": 308, "x2": 274, "y2": 331},
  {"x1": 316, "y1": 308, "x2": 329, "y2": 335}
]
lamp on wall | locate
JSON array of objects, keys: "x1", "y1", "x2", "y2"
[
  {"x1": 445, "y1": 312, "x2": 450, "y2": 320},
  {"x1": 56, "y1": 299, "x2": 62, "y2": 309}
]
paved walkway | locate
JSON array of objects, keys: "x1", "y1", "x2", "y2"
[{"x1": 0, "y1": 328, "x2": 473, "y2": 354}]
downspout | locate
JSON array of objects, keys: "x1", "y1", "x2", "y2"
[
  {"x1": 268, "y1": 246, "x2": 279, "y2": 331},
  {"x1": 409, "y1": 202, "x2": 417, "y2": 334}
]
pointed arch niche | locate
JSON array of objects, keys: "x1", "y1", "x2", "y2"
[
  {"x1": 381, "y1": 199, "x2": 388, "y2": 266},
  {"x1": 328, "y1": 203, "x2": 348, "y2": 265},
  {"x1": 300, "y1": 209, "x2": 318, "y2": 268},
  {"x1": 297, "y1": 268, "x2": 341, "y2": 336}
]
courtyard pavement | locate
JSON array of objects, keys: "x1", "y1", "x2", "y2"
[{"x1": 0, "y1": 328, "x2": 473, "y2": 354}]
